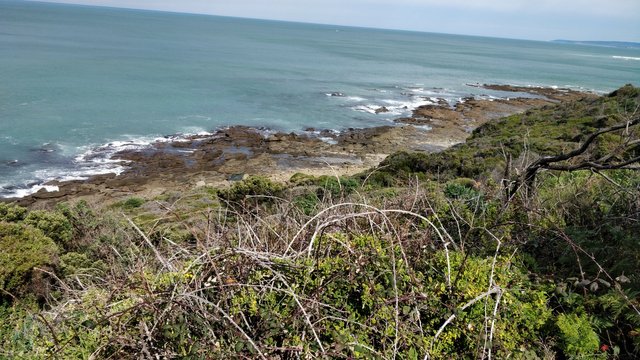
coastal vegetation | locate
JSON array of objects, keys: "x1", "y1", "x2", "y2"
[{"x1": 1, "y1": 85, "x2": 639, "y2": 359}]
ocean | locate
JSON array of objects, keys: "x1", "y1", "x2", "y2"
[{"x1": 1, "y1": 0, "x2": 639, "y2": 198}]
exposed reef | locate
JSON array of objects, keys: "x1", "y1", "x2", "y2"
[{"x1": 12, "y1": 85, "x2": 597, "y2": 207}]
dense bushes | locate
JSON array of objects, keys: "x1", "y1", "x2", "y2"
[
  {"x1": 0, "y1": 202, "x2": 90, "y2": 303},
  {"x1": 0, "y1": 224, "x2": 560, "y2": 358},
  {"x1": 0, "y1": 202, "x2": 27, "y2": 222},
  {"x1": 218, "y1": 175, "x2": 285, "y2": 206},
  {"x1": 0, "y1": 202, "x2": 114, "y2": 304},
  {"x1": 24, "y1": 210, "x2": 73, "y2": 246},
  {"x1": 0, "y1": 222, "x2": 59, "y2": 301},
  {"x1": 556, "y1": 313, "x2": 600, "y2": 357}
]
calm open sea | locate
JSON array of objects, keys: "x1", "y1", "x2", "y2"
[{"x1": 1, "y1": 0, "x2": 639, "y2": 197}]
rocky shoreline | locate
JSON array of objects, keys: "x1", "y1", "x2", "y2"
[{"x1": 11, "y1": 85, "x2": 597, "y2": 207}]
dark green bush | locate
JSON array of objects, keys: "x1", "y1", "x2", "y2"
[
  {"x1": 218, "y1": 176, "x2": 284, "y2": 204},
  {"x1": 315, "y1": 175, "x2": 359, "y2": 198},
  {"x1": 59, "y1": 252, "x2": 106, "y2": 278},
  {"x1": 289, "y1": 172, "x2": 316, "y2": 186},
  {"x1": 24, "y1": 210, "x2": 73, "y2": 246},
  {"x1": 292, "y1": 192, "x2": 320, "y2": 216},
  {"x1": 0, "y1": 222, "x2": 59, "y2": 300},
  {"x1": 57, "y1": 200, "x2": 98, "y2": 229},
  {"x1": 0, "y1": 203, "x2": 27, "y2": 222},
  {"x1": 121, "y1": 197, "x2": 146, "y2": 210},
  {"x1": 444, "y1": 178, "x2": 481, "y2": 199}
]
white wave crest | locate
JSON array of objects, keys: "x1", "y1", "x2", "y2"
[
  {"x1": 351, "y1": 96, "x2": 436, "y2": 116},
  {"x1": 352, "y1": 104, "x2": 383, "y2": 114},
  {"x1": 2, "y1": 184, "x2": 60, "y2": 199},
  {"x1": 612, "y1": 56, "x2": 640, "y2": 61},
  {"x1": 1, "y1": 129, "x2": 225, "y2": 199}
]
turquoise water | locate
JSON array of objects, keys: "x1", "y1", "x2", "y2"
[{"x1": 1, "y1": 0, "x2": 639, "y2": 197}]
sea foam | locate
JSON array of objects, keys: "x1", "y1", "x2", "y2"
[
  {"x1": 612, "y1": 56, "x2": 640, "y2": 61},
  {"x1": 0, "y1": 129, "x2": 222, "y2": 199}
]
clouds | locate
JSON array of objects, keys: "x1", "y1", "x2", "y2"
[
  {"x1": 40, "y1": 0, "x2": 640, "y2": 16},
  {"x1": 366, "y1": 0, "x2": 639, "y2": 17},
  {"x1": 30, "y1": 0, "x2": 640, "y2": 41}
]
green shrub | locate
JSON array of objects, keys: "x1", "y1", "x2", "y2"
[
  {"x1": 218, "y1": 237, "x2": 552, "y2": 359},
  {"x1": 0, "y1": 222, "x2": 59, "y2": 300},
  {"x1": 59, "y1": 252, "x2": 106, "y2": 278},
  {"x1": 218, "y1": 176, "x2": 284, "y2": 204},
  {"x1": 424, "y1": 251, "x2": 552, "y2": 358},
  {"x1": 56, "y1": 200, "x2": 98, "y2": 230},
  {"x1": 0, "y1": 203, "x2": 27, "y2": 222},
  {"x1": 533, "y1": 170, "x2": 640, "y2": 288},
  {"x1": 121, "y1": 197, "x2": 145, "y2": 210},
  {"x1": 0, "y1": 300, "x2": 49, "y2": 358},
  {"x1": 293, "y1": 192, "x2": 320, "y2": 216},
  {"x1": 444, "y1": 179, "x2": 480, "y2": 200},
  {"x1": 289, "y1": 172, "x2": 316, "y2": 185},
  {"x1": 24, "y1": 210, "x2": 73, "y2": 247},
  {"x1": 556, "y1": 313, "x2": 600, "y2": 358},
  {"x1": 363, "y1": 151, "x2": 431, "y2": 187},
  {"x1": 315, "y1": 175, "x2": 359, "y2": 198}
]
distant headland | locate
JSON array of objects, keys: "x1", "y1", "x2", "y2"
[{"x1": 552, "y1": 40, "x2": 640, "y2": 49}]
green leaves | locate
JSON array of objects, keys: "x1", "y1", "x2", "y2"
[
  {"x1": 218, "y1": 175, "x2": 284, "y2": 206},
  {"x1": 556, "y1": 313, "x2": 600, "y2": 357},
  {"x1": 0, "y1": 222, "x2": 59, "y2": 300},
  {"x1": 24, "y1": 210, "x2": 73, "y2": 246},
  {"x1": 0, "y1": 203, "x2": 28, "y2": 222}
]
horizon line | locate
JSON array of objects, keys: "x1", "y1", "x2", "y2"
[{"x1": 21, "y1": 0, "x2": 640, "y2": 44}]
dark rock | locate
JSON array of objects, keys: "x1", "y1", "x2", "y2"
[
  {"x1": 32, "y1": 187, "x2": 67, "y2": 199},
  {"x1": 34, "y1": 143, "x2": 57, "y2": 153},
  {"x1": 434, "y1": 98, "x2": 449, "y2": 106},
  {"x1": 375, "y1": 106, "x2": 389, "y2": 114}
]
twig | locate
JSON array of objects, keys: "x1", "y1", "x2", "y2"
[
  {"x1": 486, "y1": 290, "x2": 503, "y2": 360},
  {"x1": 125, "y1": 216, "x2": 175, "y2": 271},
  {"x1": 425, "y1": 286, "x2": 502, "y2": 360},
  {"x1": 182, "y1": 293, "x2": 268, "y2": 360}
]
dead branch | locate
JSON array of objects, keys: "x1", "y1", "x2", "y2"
[{"x1": 512, "y1": 114, "x2": 640, "y2": 195}]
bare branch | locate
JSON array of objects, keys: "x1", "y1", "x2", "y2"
[{"x1": 512, "y1": 114, "x2": 640, "y2": 195}]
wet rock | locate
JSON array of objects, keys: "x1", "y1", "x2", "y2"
[
  {"x1": 434, "y1": 98, "x2": 449, "y2": 106},
  {"x1": 410, "y1": 105, "x2": 462, "y2": 123},
  {"x1": 375, "y1": 106, "x2": 389, "y2": 114},
  {"x1": 32, "y1": 187, "x2": 67, "y2": 199},
  {"x1": 18, "y1": 85, "x2": 595, "y2": 209},
  {"x1": 329, "y1": 92, "x2": 345, "y2": 97},
  {"x1": 34, "y1": 143, "x2": 57, "y2": 153},
  {"x1": 478, "y1": 84, "x2": 595, "y2": 102}
]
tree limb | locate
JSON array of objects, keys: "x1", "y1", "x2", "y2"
[{"x1": 511, "y1": 114, "x2": 640, "y2": 195}]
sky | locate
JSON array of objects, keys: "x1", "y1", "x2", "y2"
[{"x1": 30, "y1": 0, "x2": 640, "y2": 42}]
